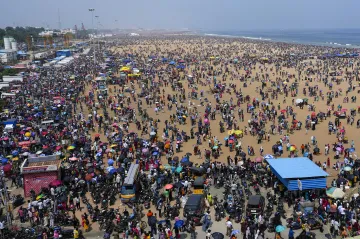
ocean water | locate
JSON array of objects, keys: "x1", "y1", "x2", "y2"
[{"x1": 203, "y1": 29, "x2": 360, "y2": 48}]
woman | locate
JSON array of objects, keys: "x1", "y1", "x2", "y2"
[{"x1": 82, "y1": 215, "x2": 89, "y2": 232}]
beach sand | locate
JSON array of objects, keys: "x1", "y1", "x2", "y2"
[{"x1": 87, "y1": 36, "x2": 360, "y2": 185}]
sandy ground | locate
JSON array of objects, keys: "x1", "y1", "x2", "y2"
[{"x1": 10, "y1": 37, "x2": 360, "y2": 238}]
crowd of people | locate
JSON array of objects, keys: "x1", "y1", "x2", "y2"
[{"x1": 0, "y1": 35, "x2": 359, "y2": 239}]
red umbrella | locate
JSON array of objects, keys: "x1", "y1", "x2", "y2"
[
  {"x1": 164, "y1": 184, "x2": 173, "y2": 190},
  {"x1": 55, "y1": 146, "x2": 62, "y2": 151},
  {"x1": 41, "y1": 131, "x2": 48, "y2": 136},
  {"x1": 3, "y1": 164, "x2": 12, "y2": 172},
  {"x1": 94, "y1": 133, "x2": 100, "y2": 137},
  {"x1": 280, "y1": 109, "x2": 286, "y2": 113}
]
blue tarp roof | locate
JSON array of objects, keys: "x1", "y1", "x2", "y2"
[{"x1": 266, "y1": 157, "x2": 328, "y2": 179}]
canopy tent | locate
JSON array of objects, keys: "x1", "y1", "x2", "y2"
[{"x1": 266, "y1": 157, "x2": 328, "y2": 191}]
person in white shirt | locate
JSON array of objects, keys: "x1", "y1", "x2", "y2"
[{"x1": 225, "y1": 219, "x2": 233, "y2": 236}]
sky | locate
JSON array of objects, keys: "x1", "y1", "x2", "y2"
[{"x1": 0, "y1": 0, "x2": 359, "y2": 31}]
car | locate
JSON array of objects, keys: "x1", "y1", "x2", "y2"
[
  {"x1": 246, "y1": 195, "x2": 265, "y2": 215},
  {"x1": 183, "y1": 194, "x2": 205, "y2": 225}
]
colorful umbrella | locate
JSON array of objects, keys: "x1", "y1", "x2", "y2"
[
  {"x1": 289, "y1": 145, "x2": 296, "y2": 151},
  {"x1": 326, "y1": 187, "x2": 345, "y2": 199}
]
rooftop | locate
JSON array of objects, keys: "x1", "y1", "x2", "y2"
[
  {"x1": 0, "y1": 49, "x2": 17, "y2": 53},
  {"x1": 266, "y1": 157, "x2": 329, "y2": 179}
]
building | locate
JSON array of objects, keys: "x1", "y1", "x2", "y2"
[
  {"x1": 20, "y1": 155, "x2": 61, "y2": 197},
  {"x1": 56, "y1": 49, "x2": 71, "y2": 57},
  {"x1": 0, "y1": 49, "x2": 17, "y2": 63},
  {"x1": 266, "y1": 157, "x2": 328, "y2": 191}
]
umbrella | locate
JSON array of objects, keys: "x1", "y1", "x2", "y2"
[
  {"x1": 275, "y1": 225, "x2": 285, "y2": 233},
  {"x1": 181, "y1": 157, "x2": 189, "y2": 163},
  {"x1": 150, "y1": 131, "x2": 156, "y2": 136},
  {"x1": 348, "y1": 148, "x2": 356, "y2": 153},
  {"x1": 50, "y1": 180, "x2": 63, "y2": 187},
  {"x1": 36, "y1": 194, "x2": 44, "y2": 200},
  {"x1": 255, "y1": 157, "x2": 262, "y2": 162},
  {"x1": 1, "y1": 158, "x2": 8, "y2": 164},
  {"x1": 108, "y1": 159, "x2": 114, "y2": 165},
  {"x1": 295, "y1": 99, "x2": 303, "y2": 104},
  {"x1": 212, "y1": 232, "x2": 224, "y2": 239},
  {"x1": 164, "y1": 184, "x2": 173, "y2": 190},
  {"x1": 231, "y1": 230, "x2": 240, "y2": 235},
  {"x1": 67, "y1": 146, "x2": 75, "y2": 150},
  {"x1": 326, "y1": 187, "x2": 345, "y2": 199},
  {"x1": 289, "y1": 145, "x2": 296, "y2": 151},
  {"x1": 234, "y1": 130, "x2": 243, "y2": 135},
  {"x1": 3, "y1": 164, "x2": 11, "y2": 172},
  {"x1": 69, "y1": 157, "x2": 78, "y2": 161},
  {"x1": 173, "y1": 182, "x2": 183, "y2": 188},
  {"x1": 213, "y1": 145, "x2": 218, "y2": 150},
  {"x1": 343, "y1": 166, "x2": 352, "y2": 171},
  {"x1": 174, "y1": 220, "x2": 184, "y2": 228}
]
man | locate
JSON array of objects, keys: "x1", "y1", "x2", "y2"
[
  {"x1": 226, "y1": 218, "x2": 233, "y2": 236},
  {"x1": 73, "y1": 227, "x2": 79, "y2": 239},
  {"x1": 288, "y1": 227, "x2": 294, "y2": 239},
  {"x1": 156, "y1": 199, "x2": 163, "y2": 218}
]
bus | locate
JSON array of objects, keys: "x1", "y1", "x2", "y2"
[{"x1": 121, "y1": 163, "x2": 139, "y2": 202}]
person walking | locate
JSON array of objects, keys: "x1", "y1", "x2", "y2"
[
  {"x1": 226, "y1": 218, "x2": 233, "y2": 236},
  {"x1": 288, "y1": 227, "x2": 294, "y2": 239}
]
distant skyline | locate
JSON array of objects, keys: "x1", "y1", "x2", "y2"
[{"x1": 0, "y1": 0, "x2": 358, "y2": 30}]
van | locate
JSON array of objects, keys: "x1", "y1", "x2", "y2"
[
  {"x1": 183, "y1": 194, "x2": 205, "y2": 219},
  {"x1": 246, "y1": 195, "x2": 265, "y2": 215}
]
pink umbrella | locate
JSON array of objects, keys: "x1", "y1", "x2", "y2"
[
  {"x1": 49, "y1": 180, "x2": 63, "y2": 187},
  {"x1": 69, "y1": 157, "x2": 78, "y2": 161},
  {"x1": 255, "y1": 157, "x2": 263, "y2": 162},
  {"x1": 204, "y1": 118, "x2": 209, "y2": 123}
]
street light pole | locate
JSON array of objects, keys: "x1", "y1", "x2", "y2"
[
  {"x1": 95, "y1": 16, "x2": 100, "y2": 52},
  {"x1": 88, "y1": 8, "x2": 96, "y2": 66}
]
